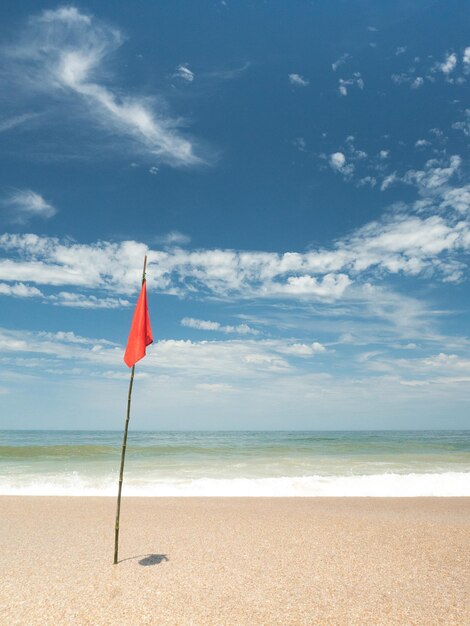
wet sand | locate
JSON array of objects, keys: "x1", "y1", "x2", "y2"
[{"x1": 1, "y1": 497, "x2": 469, "y2": 625}]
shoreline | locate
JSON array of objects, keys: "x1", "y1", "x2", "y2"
[
  {"x1": 1, "y1": 497, "x2": 469, "y2": 625},
  {"x1": 2, "y1": 492, "x2": 470, "y2": 498}
]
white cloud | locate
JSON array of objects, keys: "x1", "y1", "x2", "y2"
[
  {"x1": 49, "y1": 292, "x2": 131, "y2": 308},
  {"x1": 363, "y1": 351, "x2": 470, "y2": 389},
  {"x1": 174, "y1": 64, "x2": 194, "y2": 82},
  {"x1": 278, "y1": 341, "x2": 327, "y2": 356},
  {"x1": 438, "y1": 53, "x2": 457, "y2": 75},
  {"x1": 452, "y1": 109, "x2": 470, "y2": 137},
  {"x1": 37, "y1": 330, "x2": 116, "y2": 346},
  {"x1": 338, "y1": 73, "x2": 363, "y2": 96},
  {"x1": 395, "y1": 47, "x2": 407, "y2": 56},
  {"x1": 329, "y1": 151, "x2": 354, "y2": 179},
  {"x1": 415, "y1": 139, "x2": 430, "y2": 148},
  {"x1": 0, "y1": 282, "x2": 43, "y2": 298},
  {"x1": 269, "y1": 274, "x2": 352, "y2": 299},
  {"x1": 410, "y1": 76, "x2": 424, "y2": 89},
  {"x1": 332, "y1": 53, "x2": 350, "y2": 72},
  {"x1": 343, "y1": 215, "x2": 467, "y2": 279},
  {"x1": 293, "y1": 137, "x2": 306, "y2": 152},
  {"x1": 146, "y1": 338, "x2": 291, "y2": 375},
  {"x1": 380, "y1": 173, "x2": 397, "y2": 191},
  {"x1": 0, "y1": 327, "x2": 334, "y2": 383},
  {"x1": 330, "y1": 152, "x2": 346, "y2": 170},
  {"x1": 154, "y1": 231, "x2": 191, "y2": 246},
  {"x1": 393, "y1": 50, "x2": 468, "y2": 89},
  {"x1": 1, "y1": 157, "x2": 470, "y2": 305},
  {"x1": 391, "y1": 73, "x2": 406, "y2": 85},
  {"x1": 181, "y1": 317, "x2": 259, "y2": 335},
  {"x1": 2, "y1": 190, "x2": 57, "y2": 224},
  {"x1": 0, "y1": 278, "x2": 131, "y2": 308},
  {"x1": 288, "y1": 73, "x2": 309, "y2": 87},
  {"x1": 464, "y1": 47, "x2": 470, "y2": 70},
  {"x1": 326, "y1": 136, "x2": 375, "y2": 186},
  {"x1": 0, "y1": 326, "x2": 117, "y2": 360},
  {"x1": 428, "y1": 127, "x2": 446, "y2": 139},
  {"x1": 2, "y1": 316, "x2": 470, "y2": 428},
  {"x1": 422, "y1": 353, "x2": 470, "y2": 369},
  {"x1": 357, "y1": 176, "x2": 377, "y2": 188},
  {"x1": 1, "y1": 207, "x2": 469, "y2": 303},
  {"x1": 3, "y1": 6, "x2": 201, "y2": 166},
  {"x1": 438, "y1": 185, "x2": 470, "y2": 214},
  {"x1": 403, "y1": 155, "x2": 461, "y2": 190}
]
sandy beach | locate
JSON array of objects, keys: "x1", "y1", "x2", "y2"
[{"x1": 1, "y1": 497, "x2": 469, "y2": 625}]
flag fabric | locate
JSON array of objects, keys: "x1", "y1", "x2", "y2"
[{"x1": 124, "y1": 279, "x2": 153, "y2": 367}]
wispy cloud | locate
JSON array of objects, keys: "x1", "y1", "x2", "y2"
[
  {"x1": 288, "y1": 73, "x2": 309, "y2": 87},
  {"x1": 49, "y1": 292, "x2": 130, "y2": 309},
  {"x1": 0, "y1": 113, "x2": 39, "y2": 133},
  {"x1": 403, "y1": 155, "x2": 461, "y2": 190},
  {"x1": 452, "y1": 109, "x2": 470, "y2": 137},
  {"x1": 0, "y1": 154, "x2": 468, "y2": 303},
  {"x1": 410, "y1": 76, "x2": 424, "y2": 89},
  {"x1": 173, "y1": 64, "x2": 194, "y2": 82},
  {"x1": 464, "y1": 47, "x2": 470, "y2": 70},
  {"x1": 332, "y1": 53, "x2": 350, "y2": 72},
  {"x1": 0, "y1": 282, "x2": 43, "y2": 298},
  {"x1": 361, "y1": 350, "x2": 470, "y2": 388},
  {"x1": 1, "y1": 191, "x2": 469, "y2": 305},
  {"x1": 2, "y1": 189, "x2": 57, "y2": 224},
  {"x1": 380, "y1": 173, "x2": 397, "y2": 191},
  {"x1": 357, "y1": 176, "x2": 377, "y2": 188},
  {"x1": 392, "y1": 48, "x2": 469, "y2": 88},
  {"x1": 154, "y1": 231, "x2": 191, "y2": 246},
  {"x1": 0, "y1": 280, "x2": 129, "y2": 308},
  {"x1": 3, "y1": 323, "x2": 468, "y2": 425},
  {"x1": 293, "y1": 137, "x2": 307, "y2": 152},
  {"x1": 2, "y1": 6, "x2": 202, "y2": 166},
  {"x1": 181, "y1": 317, "x2": 259, "y2": 335},
  {"x1": 277, "y1": 341, "x2": 326, "y2": 356},
  {"x1": 338, "y1": 72, "x2": 363, "y2": 96},
  {"x1": 206, "y1": 61, "x2": 251, "y2": 80},
  {"x1": 323, "y1": 130, "x2": 464, "y2": 197}
]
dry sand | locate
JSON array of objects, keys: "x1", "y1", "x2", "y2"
[{"x1": 0, "y1": 497, "x2": 469, "y2": 625}]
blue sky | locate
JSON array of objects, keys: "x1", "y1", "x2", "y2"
[{"x1": 0, "y1": 1, "x2": 469, "y2": 430}]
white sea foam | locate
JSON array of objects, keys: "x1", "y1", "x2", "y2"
[{"x1": 1, "y1": 472, "x2": 469, "y2": 497}]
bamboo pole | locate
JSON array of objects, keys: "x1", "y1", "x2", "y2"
[{"x1": 114, "y1": 255, "x2": 147, "y2": 565}]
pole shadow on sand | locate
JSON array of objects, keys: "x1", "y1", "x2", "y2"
[{"x1": 118, "y1": 554, "x2": 169, "y2": 566}]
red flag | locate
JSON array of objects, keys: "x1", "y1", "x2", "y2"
[{"x1": 124, "y1": 279, "x2": 153, "y2": 367}]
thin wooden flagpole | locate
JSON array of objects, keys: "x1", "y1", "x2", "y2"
[{"x1": 114, "y1": 255, "x2": 147, "y2": 565}]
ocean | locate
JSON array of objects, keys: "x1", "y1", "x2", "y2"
[{"x1": 1, "y1": 430, "x2": 469, "y2": 497}]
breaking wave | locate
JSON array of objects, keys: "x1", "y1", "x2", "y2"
[{"x1": 1, "y1": 471, "x2": 469, "y2": 497}]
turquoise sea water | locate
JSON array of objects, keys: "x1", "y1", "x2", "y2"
[{"x1": 1, "y1": 430, "x2": 469, "y2": 496}]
